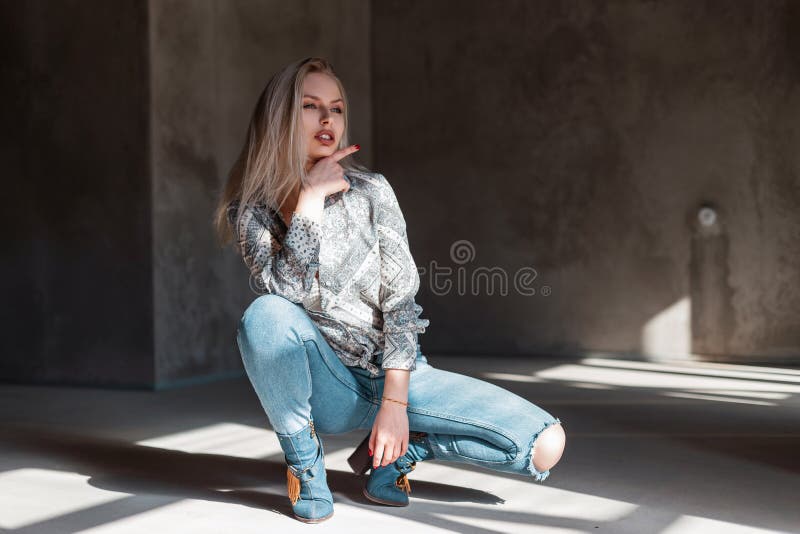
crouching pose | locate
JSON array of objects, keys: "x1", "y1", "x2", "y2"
[{"x1": 214, "y1": 57, "x2": 566, "y2": 524}]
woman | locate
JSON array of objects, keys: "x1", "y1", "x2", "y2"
[{"x1": 214, "y1": 57, "x2": 565, "y2": 524}]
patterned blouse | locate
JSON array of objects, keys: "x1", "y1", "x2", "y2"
[{"x1": 228, "y1": 170, "x2": 429, "y2": 376}]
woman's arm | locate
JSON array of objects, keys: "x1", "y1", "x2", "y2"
[
  {"x1": 228, "y1": 188, "x2": 325, "y2": 303},
  {"x1": 375, "y1": 173, "x2": 430, "y2": 372},
  {"x1": 369, "y1": 173, "x2": 430, "y2": 468}
]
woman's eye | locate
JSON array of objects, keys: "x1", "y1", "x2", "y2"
[{"x1": 303, "y1": 103, "x2": 343, "y2": 113}]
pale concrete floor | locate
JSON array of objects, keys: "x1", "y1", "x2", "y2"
[{"x1": 1, "y1": 354, "x2": 798, "y2": 534}]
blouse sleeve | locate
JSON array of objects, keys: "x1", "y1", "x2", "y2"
[
  {"x1": 374, "y1": 174, "x2": 430, "y2": 371},
  {"x1": 228, "y1": 202, "x2": 321, "y2": 303}
]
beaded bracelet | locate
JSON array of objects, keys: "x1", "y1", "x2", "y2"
[{"x1": 381, "y1": 396, "x2": 409, "y2": 408}]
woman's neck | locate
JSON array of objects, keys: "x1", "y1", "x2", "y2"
[{"x1": 279, "y1": 184, "x2": 301, "y2": 223}]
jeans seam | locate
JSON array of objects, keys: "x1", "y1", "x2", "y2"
[
  {"x1": 358, "y1": 401, "x2": 378, "y2": 430},
  {"x1": 360, "y1": 378, "x2": 380, "y2": 429},
  {"x1": 300, "y1": 337, "x2": 373, "y2": 403}
]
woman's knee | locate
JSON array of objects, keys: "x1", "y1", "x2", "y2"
[
  {"x1": 238, "y1": 294, "x2": 310, "y2": 353},
  {"x1": 530, "y1": 421, "x2": 566, "y2": 473},
  {"x1": 240, "y1": 293, "x2": 310, "y2": 330},
  {"x1": 242, "y1": 293, "x2": 295, "y2": 322}
]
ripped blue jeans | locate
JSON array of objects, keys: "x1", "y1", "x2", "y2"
[{"x1": 236, "y1": 294, "x2": 563, "y2": 482}]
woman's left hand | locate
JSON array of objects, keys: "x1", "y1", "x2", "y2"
[{"x1": 369, "y1": 403, "x2": 409, "y2": 469}]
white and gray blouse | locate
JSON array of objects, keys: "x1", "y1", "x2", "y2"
[{"x1": 228, "y1": 170, "x2": 429, "y2": 376}]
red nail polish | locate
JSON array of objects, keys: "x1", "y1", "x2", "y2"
[
  {"x1": 354, "y1": 144, "x2": 360, "y2": 150},
  {"x1": 368, "y1": 448, "x2": 373, "y2": 456}
]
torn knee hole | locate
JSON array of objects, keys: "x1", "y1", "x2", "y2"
[{"x1": 529, "y1": 421, "x2": 565, "y2": 474}]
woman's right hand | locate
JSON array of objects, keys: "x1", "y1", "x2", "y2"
[{"x1": 302, "y1": 144, "x2": 360, "y2": 198}]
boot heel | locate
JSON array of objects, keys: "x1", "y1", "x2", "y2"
[{"x1": 347, "y1": 431, "x2": 372, "y2": 475}]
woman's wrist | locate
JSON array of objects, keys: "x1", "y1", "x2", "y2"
[
  {"x1": 380, "y1": 395, "x2": 409, "y2": 409},
  {"x1": 294, "y1": 188, "x2": 325, "y2": 224},
  {"x1": 381, "y1": 369, "x2": 409, "y2": 409},
  {"x1": 298, "y1": 184, "x2": 325, "y2": 202}
]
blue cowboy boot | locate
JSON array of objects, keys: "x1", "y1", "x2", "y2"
[
  {"x1": 275, "y1": 417, "x2": 334, "y2": 523},
  {"x1": 363, "y1": 431, "x2": 435, "y2": 506}
]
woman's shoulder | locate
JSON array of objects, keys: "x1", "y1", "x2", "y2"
[
  {"x1": 345, "y1": 169, "x2": 395, "y2": 198},
  {"x1": 345, "y1": 170, "x2": 406, "y2": 228},
  {"x1": 226, "y1": 198, "x2": 275, "y2": 230}
]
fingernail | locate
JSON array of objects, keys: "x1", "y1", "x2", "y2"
[
  {"x1": 368, "y1": 448, "x2": 373, "y2": 456},
  {"x1": 354, "y1": 144, "x2": 360, "y2": 150}
]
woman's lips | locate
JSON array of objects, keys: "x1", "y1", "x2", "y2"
[{"x1": 315, "y1": 134, "x2": 334, "y2": 146}]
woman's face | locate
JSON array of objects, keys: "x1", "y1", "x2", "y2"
[{"x1": 302, "y1": 72, "x2": 346, "y2": 170}]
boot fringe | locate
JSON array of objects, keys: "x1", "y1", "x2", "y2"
[
  {"x1": 287, "y1": 467, "x2": 301, "y2": 505},
  {"x1": 395, "y1": 473, "x2": 411, "y2": 495}
]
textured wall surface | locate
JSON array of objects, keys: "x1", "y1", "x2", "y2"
[
  {"x1": 372, "y1": 0, "x2": 800, "y2": 362},
  {"x1": 3, "y1": 0, "x2": 797, "y2": 388},
  {"x1": 0, "y1": 1, "x2": 153, "y2": 386},
  {"x1": 148, "y1": 0, "x2": 372, "y2": 387}
]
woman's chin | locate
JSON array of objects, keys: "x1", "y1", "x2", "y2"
[{"x1": 310, "y1": 147, "x2": 336, "y2": 160}]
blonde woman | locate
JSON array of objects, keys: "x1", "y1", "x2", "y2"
[{"x1": 215, "y1": 57, "x2": 566, "y2": 524}]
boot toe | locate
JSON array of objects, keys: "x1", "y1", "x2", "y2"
[
  {"x1": 293, "y1": 499, "x2": 334, "y2": 522},
  {"x1": 364, "y1": 465, "x2": 410, "y2": 506},
  {"x1": 361, "y1": 433, "x2": 433, "y2": 507}
]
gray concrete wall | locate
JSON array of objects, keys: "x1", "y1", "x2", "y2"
[
  {"x1": 0, "y1": 0, "x2": 154, "y2": 386},
  {"x1": 372, "y1": 0, "x2": 800, "y2": 363},
  {"x1": 148, "y1": 0, "x2": 372, "y2": 387},
  {"x1": 3, "y1": 0, "x2": 797, "y2": 389}
]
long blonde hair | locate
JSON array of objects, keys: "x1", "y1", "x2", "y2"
[{"x1": 213, "y1": 57, "x2": 370, "y2": 247}]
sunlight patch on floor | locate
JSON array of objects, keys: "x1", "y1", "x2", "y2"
[
  {"x1": 535, "y1": 362, "x2": 800, "y2": 398},
  {"x1": 479, "y1": 372, "x2": 548, "y2": 383},
  {"x1": 0, "y1": 469, "x2": 130, "y2": 530},
  {"x1": 431, "y1": 513, "x2": 585, "y2": 533},
  {"x1": 660, "y1": 513, "x2": 788, "y2": 534},
  {"x1": 482, "y1": 357, "x2": 798, "y2": 406},
  {"x1": 135, "y1": 423, "x2": 283, "y2": 458},
  {"x1": 581, "y1": 358, "x2": 800, "y2": 385},
  {"x1": 662, "y1": 392, "x2": 774, "y2": 406}
]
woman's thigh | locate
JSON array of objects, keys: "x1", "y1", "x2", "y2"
[
  {"x1": 239, "y1": 293, "x2": 375, "y2": 436},
  {"x1": 303, "y1": 334, "x2": 377, "y2": 435}
]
